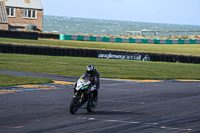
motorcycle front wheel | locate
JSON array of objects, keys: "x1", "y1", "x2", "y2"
[{"x1": 69, "y1": 97, "x2": 79, "y2": 114}]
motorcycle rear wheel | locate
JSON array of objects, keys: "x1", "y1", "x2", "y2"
[
  {"x1": 87, "y1": 97, "x2": 98, "y2": 112},
  {"x1": 69, "y1": 97, "x2": 79, "y2": 114}
]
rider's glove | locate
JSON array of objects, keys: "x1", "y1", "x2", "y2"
[{"x1": 91, "y1": 85, "x2": 96, "y2": 91}]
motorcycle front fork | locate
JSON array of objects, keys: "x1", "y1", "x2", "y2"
[
  {"x1": 73, "y1": 91, "x2": 87, "y2": 106},
  {"x1": 73, "y1": 90, "x2": 94, "y2": 106}
]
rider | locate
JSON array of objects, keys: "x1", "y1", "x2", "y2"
[
  {"x1": 84, "y1": 64, "x2": 100, "y2": 100},
  {"x1": 73, "y1": 64, "x2": 100, "y2": 100}
]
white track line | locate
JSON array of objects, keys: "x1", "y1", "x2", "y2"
[{"x1": 77, "y1": 117, "x2": 158, "y2": 125}]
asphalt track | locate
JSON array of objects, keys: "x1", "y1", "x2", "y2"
[{"x1": 0, "y1": 70, "x2": 200, "y2": 133}]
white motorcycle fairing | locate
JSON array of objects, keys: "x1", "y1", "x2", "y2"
[{"x1": 75, "y1": 76, "x2": 91, "y2": 91}]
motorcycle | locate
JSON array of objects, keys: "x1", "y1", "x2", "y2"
[{"x1": 69, "y1": 75, "x2": 98, "y2": 114}]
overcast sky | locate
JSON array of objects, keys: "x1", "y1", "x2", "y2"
[{"x1": 42, "y1": 0, "x2": 200, "y2": 25}]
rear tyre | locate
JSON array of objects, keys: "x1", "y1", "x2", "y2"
[
  {"x1": 69, "y1": 97, "x2": 79, "y2": 114},
  {"x1": 87, "y1": 97, "x2": 98, "y2": 112}
]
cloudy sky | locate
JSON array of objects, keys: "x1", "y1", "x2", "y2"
[{"x1": 42, "y1": 0, "x2": 200, "y2": 25}]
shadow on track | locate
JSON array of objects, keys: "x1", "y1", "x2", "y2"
[{"x1": 76, "y1": 110, "x2": 146, "y2": 116}]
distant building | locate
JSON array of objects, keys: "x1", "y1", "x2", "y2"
[{"x1": 0, "y1": 0, "x2": 43, "y2": 31}]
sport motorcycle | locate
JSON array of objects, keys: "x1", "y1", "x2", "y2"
[{"x1": 69, "y1": 75, "x2": 98, "y2": 114}]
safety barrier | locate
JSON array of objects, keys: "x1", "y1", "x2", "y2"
[
  {"x1": 0, "y1": 30, "x2": 61, "y2": 40},
  {"x1": 38, "y1": 33, "x2": 59, "y2": 39},
  {"x1": 0, "y1": 30, "x2": 38, "y2": 40},
  {"x1": 60, "y1": 34, "x2": 200, "y2": 44},
  {"x1": 0, "y1": 43, "x2": 199, "y2": 64}
]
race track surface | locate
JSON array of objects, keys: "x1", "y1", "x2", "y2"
[{"x1": 0, "y1": 70, "x2": 200, "y2": 133}]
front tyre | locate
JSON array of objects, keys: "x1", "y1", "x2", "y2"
[{"x1": 69, "y1": 97, "x2": 79, "y2": 114}]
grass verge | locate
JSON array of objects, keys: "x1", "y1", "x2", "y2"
[
  {"x1": 0, "y1": 53, "x2": 199, "y2": 80},
  {"x1": 0, "y1": 37, "x2": 200, "y2": 56},
  {"x1": 0, "y1": 74, "x2": 53, "y2": 87}
]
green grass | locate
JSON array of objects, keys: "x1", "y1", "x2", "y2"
[
  {"x1": 0, "y1": 37, "x2": 199, "y2": 87},
  {"x1": 0, "y1": 53, "x2": 199, "y2": 79},
  {"x1": 0, "y1": 74, "x2": 53, "y2": 87},
  {"x1": 1, "y1": 37, "x2": 200, "y2": 56}
]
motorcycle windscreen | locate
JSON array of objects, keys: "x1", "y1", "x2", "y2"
[
  {"x1": 79, "y1": 75, "x2": 90, "y2": 84},
  {"x1": 76, "y1": 75, "x2": 91, "y2": 90}
]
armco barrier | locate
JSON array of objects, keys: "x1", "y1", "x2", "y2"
[
  {"x1": 60, "y1": 34, "x2": 200, "y2": 44},
  {"x1": 0, "y1": 30, "x2": 38, "y2": 40},
  {"x1": 0, "y1": 43, "x2": 200, "y2": 64}
]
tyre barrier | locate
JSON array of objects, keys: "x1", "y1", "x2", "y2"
[
  {"x1": 38, "y1": 33, "x2": 59, "y2": 39},
  {"x1": 0, "y1": 43, "x2": 199, "y2": 64},
  {"x1": 0, "y1": 30, "x2": 38, "y2": 40}
]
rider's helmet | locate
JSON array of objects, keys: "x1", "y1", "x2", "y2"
[{"x1": 86, "y1": 64, "x2": 95, "y2": 76}]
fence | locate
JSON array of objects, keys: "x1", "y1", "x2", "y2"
[{"x1": 126, "y1": 30, "x2": 200, "y2": 38}]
